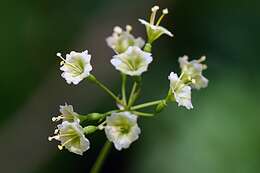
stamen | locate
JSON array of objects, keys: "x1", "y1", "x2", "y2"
[
  {"x1": 60, "y1": 136, "x2": 78, "y2": 148},
  {"x1": 57, "y1": 53, "x2": 83, "y2": 74},
  {"x1": 126, "y1": 25, "x2": 132, "y2": 32},
  {"x1": 48, "y1": 135, "x2": 60, "y2": 141},
  {"x1": 52, "y1": 116, "x2": 63, "y2": 122},
  {"x1": 163, "y1": 8, "x2": 168, "y2": 14},
  {"x1": 198, "y1": 56, "x2": 206, "y2": 62},
  {"x1": 156, "y1": 8, "x2": 168, "y2": 26},
  {"x1": 56, "y1": 53, "x2": 66, "y2": 62},
  {"x1": 58, "y1": 145, "x2": 63, "y2": 150},
  {"x1": 58, "y1": 133, "x2": 76, "y2": 137},
  {"x1": 151, "y1": 5, "x2": 159, "y2": 12},
  {"x1": 114, "y1": 26, "x2": 122, "y2": 34},
  {"x1": 150, "y1": 6, "x2": 160, "y2": 25},
  {"x1": 202, "y1": 64, "x2": 208, "y2": 70},
  {"x1": 54, "y1": 129, "x2": 59, "y2": 134}
]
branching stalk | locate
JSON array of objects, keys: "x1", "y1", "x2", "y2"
[
  {"x1": 131, "y1": 100, "x2": 163, "y2": 110},
  {"x1": 88, "y1": 75, "x2": 124, "y2": 106}
]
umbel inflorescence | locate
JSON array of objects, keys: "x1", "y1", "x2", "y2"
[{"x1": 49, "y1": 4, "x2": 208, "y2": 168}]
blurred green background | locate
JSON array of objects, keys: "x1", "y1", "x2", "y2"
[{"x1": 1, "y1": 0, "x2": 260, "y2": 173}]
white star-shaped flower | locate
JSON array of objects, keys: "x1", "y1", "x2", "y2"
[
  {"x1": 111, "y1": 46, "x2": 153, "y2": 76},
  {"x1": 168, "y1": 72, "x2": 193, "y2": 109},
  {"x1": 52, "y1": 103, "x2": 79, "y2": 123},
  {"x1": 105, "y1": 112, "x2": 141, "y2": 150},
  {"x1": 106, "y1": 25, "x2": 145, "y2": 54},
  {"x1": 48, "y1": 121, "x2": 90, "y2": 155},
  {"x1": 179, "y1": 55, "x2": 208, "y2": 89},
  {"x1": 139, "y1": 6, "x2": 173, "y2": 44},
  {"x1": 57, "y1": 50, "x2": 92, "y2": 85}
]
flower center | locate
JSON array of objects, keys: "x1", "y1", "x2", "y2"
[
  {"x1": 57, "y1": 53, "x2": 84, "y2": 75},
  {"x1": 119, "y1": 123, "x2": 131, "y2": 134}
]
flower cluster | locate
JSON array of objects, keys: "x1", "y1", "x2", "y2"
[{"x1": 49, "y1": 5, "x2": 208, "y2": 163}]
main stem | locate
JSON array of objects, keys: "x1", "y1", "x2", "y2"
[{"x1": 90, "y1": 140, "x2": 112, "y2": 173}]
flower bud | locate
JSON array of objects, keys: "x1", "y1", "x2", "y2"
[{"x1": 84, "y1": 126, "x2": 98, "y2": 135}]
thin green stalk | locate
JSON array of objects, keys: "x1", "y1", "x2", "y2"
[
  {"x1": 88, "y1": 75, "x2": 124, "y2": 106},
  {"x1": 127, "y1": 82, "x2": 138, "y2": 107},
  {"x1": 132, "y1": 111, "x2": 154, "y2": 117},
  {"x1": 121, "y1": 74, "x2": 127, "y2": 105},
  {"x1": 90, "y1": 140, "x2": 112, "y2": 173},
  {"x1": 131, "y1": 100, "x2": 163, "y2": 110}
]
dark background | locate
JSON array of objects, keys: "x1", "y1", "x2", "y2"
[{"x1": 1, "y1": 0, "x2": 260, "y2": 173}]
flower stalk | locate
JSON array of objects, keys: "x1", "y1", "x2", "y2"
[
  {"x1": 87, "y1": 75, "x2": 124, "y2": 106},
  {"x1": 121, "y1": 73, "x2": 127, "y2": 105},
  {"x1": 131, "y1": 100, "x2": 164, "y2": 110}
]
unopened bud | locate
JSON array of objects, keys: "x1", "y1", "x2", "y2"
[{"x1": 84, "y1": 126, "x2": 98, "y2": 134}]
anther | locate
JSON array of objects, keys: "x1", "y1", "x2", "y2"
[
  {"x1": 58, "y1": 145, "x2": 63, "y2": 150},
  {"x1": 198, "y1": 56, "x2": 206, "y2": 62},
  {"x1": 126, "y1": 25, "x2": 132, "y2": 32},
  {"x1": 52, "y1": 116, "x2": 62, "y2": 122},
  {"x1": 52, "y1": 117, "x2": 57, "y2": 122},
  {"x1": 56, "y1": 52, "x2": 62, "y2": 57},
  {"x1": 54, "y1": 129, "x2": 59, "y2": 134},
  {"x1": 163, "y1": 8, "x2": 168, "y2": 14},
  {"x1": 151, "y1": 5, "x2": 159, "y2": 12},
  {"x1": 202, "y1": 64, "x2": 208, "y2": 70},
  {"x1": 114, "y1": 26, "x2": 122, "y2": 34},
  {"x1": 156, "y1": 8, "x2": 169, "y2": 26}
]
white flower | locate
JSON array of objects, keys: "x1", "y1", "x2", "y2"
[
  {"x1": 105, "y1": 112, "x2": 141, "y2": 150},
  {"x1": 139, "y1": 6, "x2": 173, "y2": 43},
  {"x1": 179, "y1": 55, "x2": 208, "y2": 89},
  {"x1": 57, "y1": 50, "x2": 92, "y2": 85},
  {"x1": 111, "y1": 46, "x2": 153, "y2": 76},
  {"x1": 106, "y1": 25, "x2": 145, "y2": 54},
  {"x1": 48, "y1": 121, "x2": 90, "y2": 155},
  {"x1": 52, "y1": 103, "x2": 79, "y2": 123},
  {"x1": 168, "y1": 72, "x2": 193, "y2": 109}
]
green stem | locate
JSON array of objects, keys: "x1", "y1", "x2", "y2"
[
  {"x1": 132, "y1": 111, "x2": 154, "y2": 117},
  {"x1": 88, "y1": 75, "x2": 124, "y2": 106},
  {"x1": 90, "y1": 140, "x2": 112, "y2": 173},
  {"x1": 131, "y1": 100, "x2": 163, "y2": 110},
  {"x1": 121, "y1": 74, "x2": 127, "y2": 105},
  {"x1": 127, "y1": 82, "x2": 138, "y2": 107}
]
